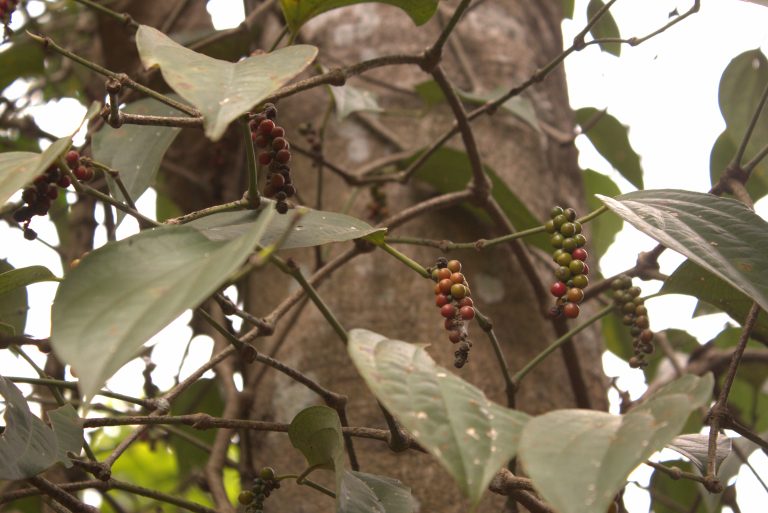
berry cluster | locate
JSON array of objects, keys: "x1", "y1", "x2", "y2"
[
  {"x1": 250, "y1": 104, "x2": 294, "y2": 214},
  {"x1": 238, "y1": 467, "x2": 280, "y2": 513},
  {"x1": 546, "y1": 206, "x2": 589, "y2": 318},
  {"x1": 431, "y1": 258, "x2": 475, "y2": 368},
  {"x1": 12, "y1": 150, "x2": 89, "y2": 240},
  {"x1": 1, "y1": 0, "x2": 19, "y2": 28},
  {"x1": 610, "y1": 275, "x2": 654, "y2": 368}
]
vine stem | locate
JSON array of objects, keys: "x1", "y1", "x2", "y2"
[
  {"x1": 377, "y1": 242, "x2": 430, "y2": 278},
  {"x1": 475, "y1": 310, "x2": 515, "y2": 407},
  {"x1": 512, "y1": 304, "x2": 614, "y2": 385}
]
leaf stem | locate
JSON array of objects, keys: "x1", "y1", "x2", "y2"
[
  {"x1": 475, "y1": 310, "x2": 516, "y2": 407},
  {"x1": 72, "y1": 0, "x2": 138, "y2": 29},
  {"x1": 242, "y1": 118, "x2": 261, "y2": 208},
  {"x1": 377, "y1": 242, "x2": 430, "y2": 278},
  {"x1": 512, "y1": 304, "x2": 614, "y2": 384}
]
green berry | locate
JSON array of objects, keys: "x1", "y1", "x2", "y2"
[
  {"x1": 568, "y1": 259, "x2": 585, "y2": 275},
  {"x1": 622, "y1": 302, "x2": 636, "y2": 314},
  {"x1": 550, "y1": 206, "x2": 564, "y2": 219},
  {"x1": 550, "y1": 233, "x2": 564, "y2": 248},
  {"x1": 552, "y1": 249, "x2": 566, "y2": 262},
  {"x1": 559, "y1": 222, "x2": 576, "y2": 237},
  {"x1": 544, "y1": 220, "x2": 556, "y2": 233},
  {"x1": 572, "y1": 274, "x2": 589, "y2": 289},
  {"x1": 552, "y1": 214, "x2": 568, "y2": 229},
  {"x1": 573, "y1": 234, "x2": 586, "y2": 247},
  {"x1": 573, "y1": 221, "x2": 582, "y2": 234},
  {"x1": 450, "y1": 283, "x2": 467, "y2": 299},
  {"x1": 239, "y1": 491, "x2": 255, "y2": 505},
  {"x1": 564, "y1": 208, "x2": 577, "y2": 221},
  {"x1": 431, "y1": 269, "x2": 440, "y2": 281},
  {"x1": 562, "y1": 237, "x2": 577, "y2": 251},
  {"x1": 556, "y1": 252, "x2": 573, "y2": 267},
  {"x1": 259, "y1": 467, "x2": 276, "y2": 480},
  {"x1": 555, "y1": 266, "x2": 572, "y2": 281}
]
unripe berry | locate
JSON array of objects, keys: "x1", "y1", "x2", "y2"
[
  {"x1": 436, "y1": 268, "x2": 452, "y2": 281},
  {"x1": 574, "y1": 234, "x2": 587, "y2": 247},
  {"x1": 550, "y1": 206, "x2": 564, "y2": 218},
  {"x1": 555, "y1": 266, "x2": 572, "y2": 282},
  {"x1": 562, "y1": 237, "x2": 577, "y2": 251},
  {"x1": 572, "y1": 274, "x2": 589, "y2": 289},
  {"x1": 556, "y1": 252, "x2": 572, "y2": 267},
  {"x1": 450, "y1": 283, "x2": 467, "y2": 299},
  {"x1": 552, "y1": 214, "x2": 568, "y2": 229},
  {"x1": 566, "y1": 287, "x2": 584, "y2": 304},
  {"x1": 238, "y1": 491, "x2": 255, "y2": 505},
  {"x1": 559, "y1": 222, "x2": 576, "y2": 236},
  {"x1": 259, "y1": 467, "x2": 276, "y2": 480},
  {"x1": 447, "y1": 260, "x2": 461, "y2": 273},
  {"x1": 459, "y1": 306, "x2": 475, "y2": 320},
  {"x1": 438, "y1": 278, "x2": 453, "y2": 294},
  {"x1": 568, "y1": 259, "x2": 585, "y2": 275},
  {"x1": 544, "y1": 220, "x2": 556, "y2": 233},
  {"x1": 550, "y1": 233, "x2": 564, "y2": 248}
]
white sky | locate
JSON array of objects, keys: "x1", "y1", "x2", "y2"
[{"x1": 1, "y1": 1, "x2": 767, "y2": 511}]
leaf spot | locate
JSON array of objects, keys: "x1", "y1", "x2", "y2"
[{"x1": 465, "y1": 427, "x2": 479, "y2": 440}]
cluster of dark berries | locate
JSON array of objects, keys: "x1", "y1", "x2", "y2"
[
  {"x1": 431, "y1": 258, "x2": 475, "y2": 368},
  {"x1": 238, "y1": 467, "x2": 280, "y2": 512},
  {"x1": 611, "y1": 274, "x2": 654, "y2": 368},
  {"x1": 250, "y1": 104, "x2": 294, "y2": 214},
  {"x1": 546, "y1": 206, "x2": 589, "y2": 319},
  {"x1": 365, "y1": 185, "x2": 388, "y2": 223},
  {"x1": 1, "y1": 0, "x2": 19, "y2": 28}
]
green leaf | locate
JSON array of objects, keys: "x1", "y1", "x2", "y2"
[
  {"x1": 0, "y1": 137, "x2": 71, "y2": 206},
  {"x1": 92, "y1": 97, "x2": 185, "y2": 225},
  {"x1": 518, "y1": 373, "x2": 713, "y2": 513},
  {"x1": 650, "y1": 461, "x2": 706, "y2": 513},
  {"x1": 329, "y1": 83, "x2": 383, "y2": 120},
  {"x1": 136, "y1": 25, "x2": 317, "y2": 141},
  {"x1": 408, "y1": 147, "x2": 549, "y2": 252},
  {"x1": 339, "y1": 470, "x2": 417, "y2": 513},
  {"x1": 562, "y1": 0, "x2": 575, "y2": 19},
  {"x1": 289, "y1": 405, "x2": 345, "y2": 499},
  {"x1": 601, "y1": 311, "x2": 633, "y2": 360},
  {"x1": 727, "y1": 377, "x2": 768, "y2": 432},
  {"x1": 583, "y1": 169, "x2": 623, "y2": 259},
  {"x1": 576, "y1": 108, "x2": 642, "y2": 189},
  {"x1": 644, "y1": 329, "x2": 699, "y2": 382},
  {"x1": 586, "y1": 0, "x2": 621, "y2": 56},
  {"x1": 51, "y1": 208, "x2": 275, "y2": 402},
  {"x1": 168, "y1": 378, "x2": 224, "y2": 479},
  {"x1": 279, "y1": 0, "x2": 438, "y2": 33},
  {"x1": 0, "y1": 40, "x2": 45, "y2": 92},
  {"x1": 662, "y1": 260, "x2": 768, "y2": 341},
  {"x1": 665, "y1": 433, "x2": 731, "y2": 475},
  {"x1": 0, "y1": 260, "x2": 27, "y2": 335},
  {"x1": 0, "y1": 377, "x2": 83, "y2": 479},
  {"x1": 599, "y1": 189, "x2": 768, "y2": 314},
  {"x1": 0, "y1": 266, "x2": 59, "y2": 296},
  {"x1": 347, "y1": 329, "x2": 530, "y2": 505},
  {"x1": 186, "y1": 202, "x2": 386, "y2": 249}
]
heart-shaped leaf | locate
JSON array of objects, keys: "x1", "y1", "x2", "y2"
[
  {"x1": 0, "y1": 137, "x2": 71, "y2": 206},
  {"x1": 186, "y1": 202, "x2": 385, "y2": 249},
  {"x1": 279, "y1": 0, "x2": 438, "y2": 33},
  {"x1": 0, "y1": 377, "x2": 83, "y2": 479},
  {"x1": 576, "y1": 108, "x2": 642, "y2": 189},
  {"x1": 289, "y1": 405, "x2": 345, "y2": 496},
  {"x1": 348, "y1": 329, "x2": 530, "y2": 505},
  {"x1": 51, "y1": 208, "x2": 274, "y2": 401},
  {"x1": 665, "y1": 433, "x2": 731, "y2": 475},
  {"x1": 662, "y1": 260, "x2": 768, "y2": 341},
  {"x1": 339, "y1": 470, "x2": 416, "y2": 513},
  {"x1": 599, "y1": 189, "x2": 768, "y2": 314},
  {"x1": 0, "y1": 260, "x2": 27, "y2": 335},
  {"x1": 518, "y1": 373, "x2": 713, "y2": 513},
  {"x1": 136, "y1": 25, "x2": 317, "y2": 141},
  {"x1": 0, "y1": 266, "x2": 59, "y2": 296},
  {"x1": 92, "y1": 96, "x2": 185, "y2": 225},
  {"x1": 586, "y1": 0, "x2": 621, "y2": 56}
]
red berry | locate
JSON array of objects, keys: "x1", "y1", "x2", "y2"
[
  {"x1": 47, "y1": 184, "x2": 58, "y2": 200},
  {"x1": 448, "y1": 331, "x2": 462, "y2": 344},
  {"x1": 435, "y1": 294, "x2": 450, "y2": 307},
  {"x1": 74, "y1": 166, "x2": 89, "y2": 180},
  {"x1": 258, "y1": 152, "x2": 273, "y2": 166},
  {"x1": 65, "y1": 150, "x2": 80, "y2": 167},
  {"x1": 21, "y1": 188, "x2": 37, "y2": 204},
  {"x1": 563, "y1": 303, "x2": 580, "y2": 318},
  {"x1": 582, "y1": 263, "x2": 590, "y2": 275},
  {"x1": 436, "y1": 268, "x2": 451, "y2": 281},
  {"x1": 438, "y1": 278, "x2": 453, "y2": 295},
  {"x1": 444, "y1": 318, "x2": 457, "y2": 330},
  {"x1": 447, "y1": 260, "x2": 461, "y2": 273},
  {"x1": 440, "y1": 304, "x2": 456, "y2": 318},
  {"x1": 272, "y1": 137, "x2": 288, "y2": 151},
  {"x1": 57, "y1": 176, "x2": 72, "y2": 188},
  {"x1": 572, "y1": 248, "x2": 588, "y2": 261},
  {"x1": 566, "y1": 287, "x2": 584, "y2": 304},
  {"x1": 34, "y1": 175, "x2": 47, "y2": 186},
  {"x1": 270, "y1": 173, "x2": 286, "y2": 188},
  {"x1": 459, "y1": 297, "x2": 474, "y2": 308},
  {"x1": 459, "y1": 306, "x2": 475, "y2": 320},
  {"x1": 450, "y1": 272, "x2": 465, "y2": 284},
  {"x1": 252, "y1": 134, "x2": 268, "y2": 147},
  {"x1": 258, "y1": 119, "x2": 275, "y2": 134},
  {"x1": 271, "y1": 126, "x2": 285, "y2": 138},
  {"x1": 275, "y1": 149, "x2": 291, "y2": 163},
  {"x1": 550, "y1": 281, "x2": 567, "y2": 297}
]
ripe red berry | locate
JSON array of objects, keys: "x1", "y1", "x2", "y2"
[
  {"x1": 275, "y1": 149, "x2": 291, "y2": 163},
  {"x1": 271, "y1": 173, "x2": 286, "y2": 188},
  {"x1": 563, "y1": 302, "x2": 580, "y2": 318},
  {"x1": 572, "y1": 248, "x2": 588, "y2": 261},
  {"x1": 582, "y1": 263, "x2": 590, "y2": 275},
  {"x1": 459, "y1": 306, "x2": 475, "y2": 320},
  {"x1": 436, "y1": 268, "x2": 451, "y2": 280},
  {"x1": 65, "y1": 150, "x2": 80, "y2": 167},
  {"x1": 21, "y1": 188, "x2": 37, "y2": 204},
  {"x1": 47, "y1": 184, "x2": 58, "y2": 200},
  {"x1": 438, "y1": 278, "x2": 453, "y2": 295},
  {"x1": 258, "y1": 152, "x2": 273, "y2": 166},
  {"x1": 74, "y1": 166, "x2": 89, "y2": 180},
  {"x1": 450, "y1": 272, "x2": 464, "y2": 284},
  {"x1": 258, "y1": 119, "x2": 275, "y2": 134},
  {"x1": 550, "y1": 281, "x2": 567, "y2": 297},
  {"x1": 271, "y1": 126, "x2": 285, "y2": 138},
  {"x1": 252, "y1": 134, "x2": 269, "y2": 147},
  {"x1": 272, "y1": 137, "x2": 288, "y2": 151},
  {"x1": 435, "y1": 294, "x2": 450, "y2": 307},
  {"x1": 458, "y1": 297, "x2": 473, "y2": 308},
  {"x1": 448, "y1": 331, "x2": 462, "y2": 344},
  {"x1": 440, "y1": 304, "x2": 456, "y2": 318},
  {"x1": 447, "y1": 260, "x2": 461, "y2": 273},
  {"x1": 57, "y1": 175, "x2": 71, "y2": 188}
]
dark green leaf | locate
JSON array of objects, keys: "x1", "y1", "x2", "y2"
[
  {"x1": 586, "y1": 0, "x2": 621, "y2": 56},
  {"x1": 348, "y1": 329, "x2": 530, "y2": 505},
  {"x1": 709, "y1": 130, "x2": 768, "y2": 202},
  {"x1": 0, "y1": 377, "x2": 83, "y2": 479},
  {"x1": 279, "y1": 0, "x2": 438, "y2": 33},
  {"x1": 600, "y1": 189, "x2": 768, "y2": 314},
  {"x1": 339, "y1": 471, "x2": 416, "y2": 513},
  {"x1": 408, "y1": 147, "x2": 549, "y2": 251},
  {"x1": 92, "y1": 97, "x2": 185, "y2": 225},
  {"x1": 0, "y1": 40, "x2": 45, "y2": 92},
  {"x1": 649, "y1": 462, "x2": 706, "y2": 513},
  {"x1": 662, "y1": 260, "x2": 768, "y2": 341},
  {"x1": 563, "y1": 0, "x2": 575, "y2": 19},
  {"x1": 0, "y1": 137, "x2": 71, "y2": 206},
  {"x1": 289, "y1": 405, "x2": 345, "y2": 499},
  {"x1": 583, "y1": 169, "x2": 623, "y2": 259},
  {"x1": 187, "y1": 201, "x2": 385, "y2": 249},
  {"x1": 518, "y1": 374, "x2": 713, "y2": 513},
  {"x1": 414, "y1": 80, "x2": 444, "y2": 108},
  {"x1": 168, "y1": 379, "x2": 224, "y2": 479},
  {"x1": 51, "y1": 208, "x2": 274, "y2": 401},
  {"x1": 727, "y1": 377, "x2": 768, "y2": 432},
  {"x1": 0, "y1": 260, "x2": 27, "y2": 335},
  {"x1": 0, "y1": 266, "x2": 59, "y2": 296},
  {"x1": 136, "y1": 25, "x2": 317, "y2": 141},
  {"x1": 576, "y1": 108, "x2": 642, "y2": 188}
]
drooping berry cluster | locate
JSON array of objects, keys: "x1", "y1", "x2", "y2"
[
  {"x1": 12, "y1": 150, "x2": 88, "y2": 240},
  {"x1": 431, "y1": 258, "x2": 475, "y2": 368},
  {"x1": 250, "y1": 104, "x2": 294, "y2": 214},
  {"x1": 238, "y1": 467, "x2": 280, "y2": 513},
  {"x1": 610, "y1": 275, "x2": 654, "y2": 368},
  {"x1": 1, "y1": 0, "x2": 19, "y2": 28},
  {"x1": 546, "y1": 206, "x2": 589, "y2": 319}
]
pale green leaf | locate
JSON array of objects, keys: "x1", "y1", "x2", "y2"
[
  {"x1": 339, "y1": 470, "x2": 416, "y2": 513},
  {"x1": 0, "y1": 137, "x2": 71, "y2": 206},
  {"x1": 0, "y1": 260, "x2": 27, "y2": 335},
  {"x1": 330, "y1": 83, "x2": 383, "y2": 120},
  {"x1": 0, "y1": 266, "x2": 59, "y2": 296},
  {"x1": 348, "y1": 329, "x2": 530, "y2": 505},
  {"x1": 289, "y1": 405, "x2": 345, "y2": 499}
]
